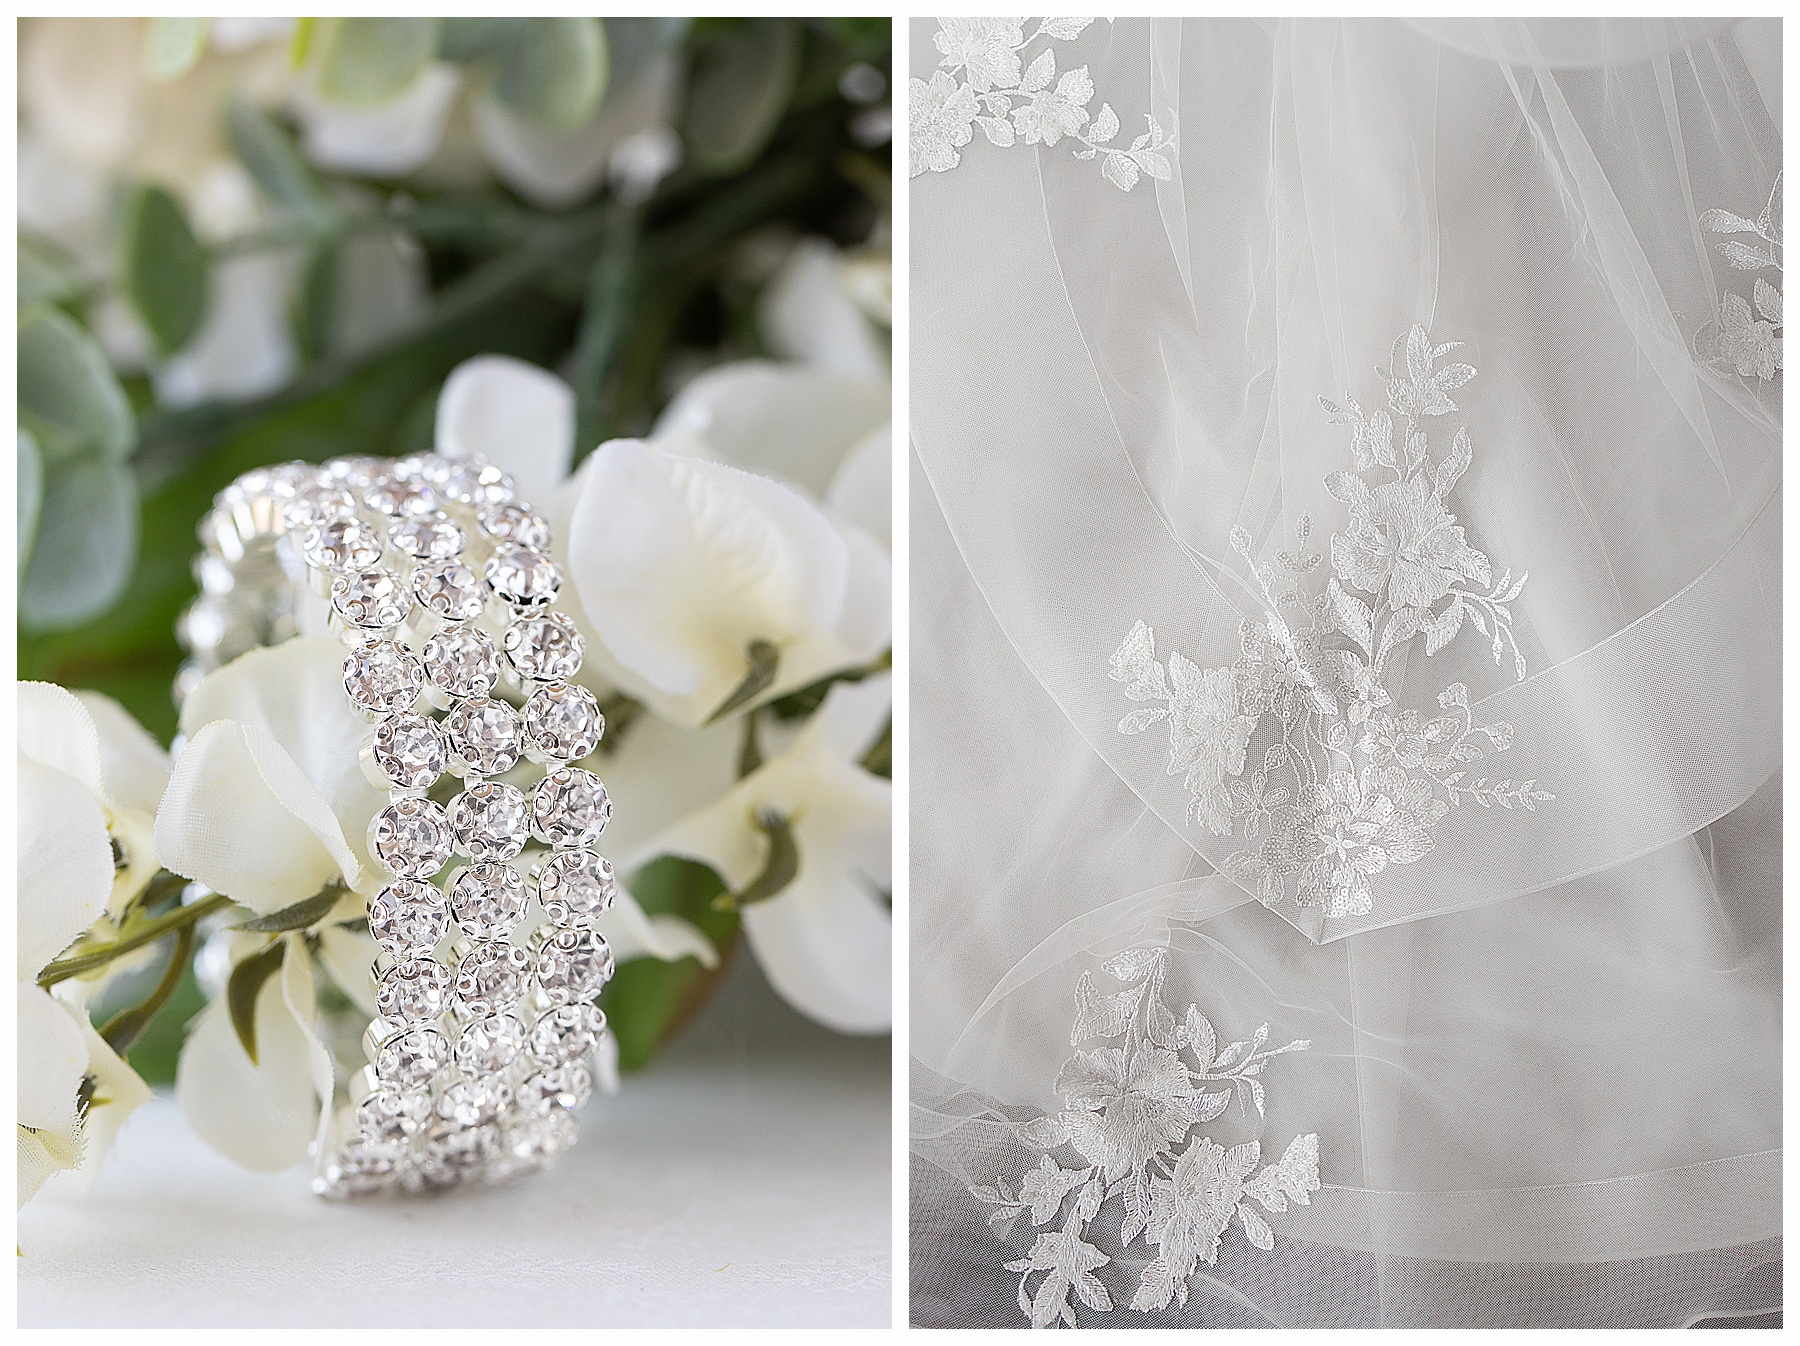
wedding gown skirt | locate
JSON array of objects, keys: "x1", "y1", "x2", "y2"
[{"x1": 908, "y1": 17, "x2": 1780, "y2": 1328}]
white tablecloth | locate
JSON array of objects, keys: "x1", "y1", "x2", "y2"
[{"x1": 19, "y1": 960, "x2": 892, "y2": 1327}]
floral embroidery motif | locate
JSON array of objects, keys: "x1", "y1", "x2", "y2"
[
  {"x1": 1697, "y1": 173, "x2": 1783, "y2": 382},
  {"x1": 974, "y1": 948, "x2": 1319, "y2": 1328},
  {"x1": 1111, "y1": 327, "x2": 1552, "y2": 920},
  {"x1": 909, "y1": 18, "x2": 1176, "y2": 190}
]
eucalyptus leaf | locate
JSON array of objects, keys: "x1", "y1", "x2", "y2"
[
  {"x1": 19, "y1": 233, "x2": 86, "y2": 309},
  {"x1": 119, "y1": 183, "x2": 209, "y2": 356},
  {"x1": 20, "y1": 455, "x2": 140, "y2": 631},
  {"x1": 18, "y1": 306, "x2": 135, "y2": 464},
  {"x1": 440, "y1": 17, "x2": 528, "y2": 62},
  {"x1": 485, "y1": 17, "x2": 609, "y2": 132},
  {"x1": 683, "y1": 19, "x2": 802, "y2": 177},
  {"x1": 227, "y1": 939, "x2": 286, "y2": 1065},
  {"x1": 316, "y1": 17, "x2": 441, "y2": 106},
  {"x1": 142, "y1": 17, "x2": 209, "y2": 81},
  {"x1": 225, "y1": 96, "x2": 336, "y2": 227},
  {"x1": 601, "y1": 17, "x2": 690, "y2": 87},
  {"x1": 18, "y1": 428, "x2": 43, "y2": 567}
]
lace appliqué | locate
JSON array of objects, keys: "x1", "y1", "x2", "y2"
[
  {"x1": 973, "y1": 948, "x2": 1319, "y2": 1328},
  {"x1": 1110, "y1": 327, "x2": 1552, "y2": 920},
  {"x1": 910, "y1": 18, "x2": 1176, "y2": 190},
  {"x1": 1697, "y1": 173, "x2": 1783, "y2": 382}
]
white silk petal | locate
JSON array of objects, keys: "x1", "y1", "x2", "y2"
[
  {"x1": 831, "y1": 523, "x2": 894, "y2": 670},
  {"x1": 180, "y1": 637, "x2": 387, "y2": 882},
  {"x1": 435, "y1": 354, "x2": 574, "y2": 504},
  {"x1": 591, "y1": 709, "x2": 741, "y2": 868},
  {"x1": 73, "y1": 689, "x2": 171, "y2": 815},
  {"x1": 653, "y1": 361, "x2": 890, "y2": 499},
  {"x1": 155, "y1": 721, "x2": 359, "y2": 913},
  {"x1": 741, "y1": 865, "x2": 893, "y2": 1034},
  {"x1": 296, "y1": 63, "x2": 461, "y2": 177},
  {"x1": 18, "y1": 680, "x2": 107, "y2": 802},
  {"x1": 759, "y1": 237, "x2": 890, "y2": 381},
  {"x1": 315, "y1": 923, "x2": 380, "y2": 1018},
  {"x1": 597, "y1": 885, "x2": 717, "y2": 968},
  {"x1": 800, "y1": 672, "x2": 894, "y2": 763},
  {"x1": 828, "y1": 424, "x2": 893, "y2": 548},
  {"x1": 564, "y1": 441, "x2": 852, "y2": 724},
  {"x1": 18, "y1": 758, "x2": 113, "y2": 981},
  {"x1": 18, "y1": 983, "x2": 90, "y2": 1207},
  {"x1": 59, "y1": 1012, "x2": 154, "y2": 1194},
  {"x1": 176, "y1": 936, "x2": 327, "y2": 1173}
]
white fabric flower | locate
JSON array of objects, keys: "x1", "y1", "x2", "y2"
[
  {"x1": 17, "y1": 683, "x2": 165, "y2": 1206},
  {"x1": 435, "y1": 353, "x2": 574, "y2": 507},
  {"x1": 156, "y1": 636, "x2": 385, "y2": 911},
  {"x1": 759, "y1": 237, "x2": 890, "y2": 381},
  {"x1": 294, "y1": 63, "x2": 463, "y2": 178},
  {"x1": 152, "y1": 252, "x2": 299, "y2": 408},
  {"x1": 562, "y1": 439, "x2": 890, "y2": 728},
  {"x1": 633, "y1": 675, "x2": 892, "y2": 1032}
]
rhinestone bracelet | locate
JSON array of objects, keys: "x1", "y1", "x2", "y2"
[{"x1": 177, "y1": 453, "x2": 617, "y2": 1197}]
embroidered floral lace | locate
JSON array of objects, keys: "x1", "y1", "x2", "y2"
[
  {"x1": 1110, "y1": 328, "x2": 1551, "y2": 920},
  {"x1": 910, "y1": 18, "x2": 1176, "y2": 190},
  {"x1": 1697, "y1": 173, "x2": 1783, "y2": 383},
  {"x1": 973, "y1": 948, "x2": 1318, "y2": 1328}
]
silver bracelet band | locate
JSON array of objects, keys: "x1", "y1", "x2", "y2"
[{"x1": 178, "y1": 453, "x2": 616, "y2": 1197}]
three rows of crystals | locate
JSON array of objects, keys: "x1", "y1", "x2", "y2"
[{"x1": 296, "y1": 454, "x2": 618, "y2": 1192}]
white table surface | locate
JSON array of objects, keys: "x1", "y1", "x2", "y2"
[{"x1": 19, "y1": 957, "x2": 893, "y2": 1328}]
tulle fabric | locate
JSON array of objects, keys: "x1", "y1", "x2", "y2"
[{"x1": 909, "y1": 16, "x2": 1780, "y2": 1328}]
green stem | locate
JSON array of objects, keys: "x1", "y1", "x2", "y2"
[{"x1": 38, "y1": 892, "x2": 232, "y2": 988}]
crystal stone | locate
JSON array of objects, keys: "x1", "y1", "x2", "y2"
[
  {"x1": 436, "y1": 1076, "x2": 512, "y2": 1128},
  {"x1": 369, "y1": 711, "x2": 447, "y2": 791},
  {"x1": 332, "y1": 568, "x2": 412, "y2": 629},
  {"x1": 536, "y1": 849, "x2": 617, "y2": 927},
  {"x1": 343, "y1": 639, "x2": 424, "y2": 716},
  {"x1": 454, "y1": 940, "x2": 531, "y2": 1016},
  {"x1": 449, "y1": 782, "x2": 530, "y2": 861},
  {"x1": 486, "y1": 546, "x2": 562, "y2": 608},
  {"x1": 438, "y1": 459, "x2": 515, "y2": 508},
  {"x1": 389, "y1": 513, "x2": 465, "y2": 562},
  {"x1": 454, "y1": 1010, "x2": 527, "y2": 1075},
  {"x1": 357, "y1": 1087, "x2": 434, "y2": 1144},
  {"x1": 517, "y1": 1063, "x2": 592, "y2": 1118},
  {"x1": 376, "y1": 957, "x2": 451, "y2": 1023},
  {"x1": 370, "y1": 797, "x2": 453, "y2": 878},
  {"x1": 445, "y1": 697, "x2": 523, "y2": 776},
  {"x1": 477, "y1": 503, "x2": 552, "y2": 551},
  {"x1": 374, "y1": 1025, "x2": 450, "y2": 1091},
  {"x1": 368, "y1": 878, "x2": 449, "y2": 956},
  {"x1": 412, "y1": 559, "x2": 486, "y2": 622},
  {"x1": 503, "y1": 612, "x2": 584, "y2": 683},
  {"x1": 530, "y1": 1002, "x2": 608, "y2": 1064},
  {"x1": 504, "y1": 1107, "x2": 577, "y2": 1164},
  {"x1": 285, "y1": 483, "x2": 359, "y2": 532},
  {"x1": 422, "y1": 626, "x2": 500, "y2": 700},
  {"x1": 327, "y1": 456, "x2": 385, "y2": 489},
  {"x1": 534, "y1": 928, "x2": 615, "y2": 1004},
  {"x1": 447, "y1": 862, "x2": 528, "y2": 939},
  {"x1": 364, "y1": 476, "x2": 439, "y2": 518},
  {"x1": 532, "y1": 768, "x2": 612, "y2": 848},
  {"x1": 523, "y1": 684, "x2": 605, "y2": 761},
  {"x1": 304, "y1": 516, "x2": 383, "y2": 572}
]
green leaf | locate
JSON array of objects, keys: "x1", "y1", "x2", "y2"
[
  {"x1": 18, "y1": 306, "x2": 135, "y2": 464},
  {"x1": 124, "y1": 963, "x2": 206, "y2": 1088},
  {"x1": 860, "y1": 717, "x2": 891, "y2": 779},
  {"x1": 224, "y1": 96, "x2": 335, "y2": 225},
  {"x1": 18, "y1": 428, "x2": 42, "y2": 568},
  {"x1": 118, "y1": 183, "x2": 209, "y2": 356},
  {"x1": 601, "y1": 857, "x2": 740, "y2": 1071},
  {"x1": 484, "y1": 17, "x2": 609, "y2": 132},
  {"x1": 705, "y1": 639, "x2": 780, "y2": 724},
  {"x1": 315, "y1": 17, "x2": 441, "y2": 106},
  {"x1": 19, "y1": 232, "x2": 87, "y2": 309},
  {"x1": 98, "y1": 920, "x2": 196, "y2": 1057},
  {"x1": 142, "y1": 17, "x2": 209, "y2": 81},
  {"x1": 235, "y1": 885, "x2": 345, "y2": 933},
  {"x1": 683, "y1": 19, "x2": 802, "y2": 177},
  {"x1": 722, "y1": 809, "x2": 800, "y2": 909},
  {"x1": 227, "y1": 940, "x2": 286, "y2": 1065},
  {"x1": 21, "y1": 456, "x2": 140, "y2": 631},
  {"x1": 602, "y1": 17, "x2": 690, "y2": 86},
  {"x1": 440, "y1": 17, "x2": 528, "y2": 62},
  {"x1": 290, "y1": 237, "x2": 342, "y2": 364}
]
